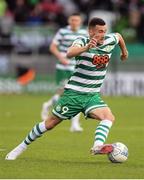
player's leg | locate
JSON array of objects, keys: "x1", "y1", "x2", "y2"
[
  {"x1": 89, "y1": 107, "x2": 115, "y2": 154},
  {"x1": 5, "y1": 91, "x2": 81, "y2": 160},
  {"x1": 5, "y1": 115, "x2": 62, "y2": 160},
  {"x1": 84, "y1": 94, "x2": 115, "y2": 155}
]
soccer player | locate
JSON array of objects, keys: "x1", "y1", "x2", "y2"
[
  {"x1": 41, "y1": 13, "x2": 87, "y2": 132},
  {"x1": 5, "y1": 17, "x2": 128, "y2": 160}
]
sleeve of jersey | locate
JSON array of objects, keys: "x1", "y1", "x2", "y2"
[
  {"x1": 52, "y1": 29, "x2": 63, "y2": 45},
  {"x1": 112, "y1": 33, "x2": 119, "y2": 45},
  {"x1": 72, "y1": 37, "x2": 85, "y2": 47}
]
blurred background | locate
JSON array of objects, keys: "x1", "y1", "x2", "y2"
[{"x1": 0, "y1": 0, "x2": 144, "y2": 96}]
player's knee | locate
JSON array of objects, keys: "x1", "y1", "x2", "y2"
[
  {"x1": 45, "y1": 115, "x2": 61, "y2": 130},
  {"x1": 104, "y1": 113, "x2": 115, "y2": 122},
  {"x1": 105, "y1": 109, "x2": 115, "y2": 122},
  {"x1": 45, "y1": 122, "x2": 56, "y2": 130}
]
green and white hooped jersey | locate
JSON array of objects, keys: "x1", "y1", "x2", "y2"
[
  {"x1": 53, "y1": 25, "x2": 87, "y2": 71},
  {"x1": 65, "y1": 33, "x2": 119, "y2": 93}
]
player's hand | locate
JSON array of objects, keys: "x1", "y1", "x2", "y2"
[
  {"x1": 88, "y1": 36, "x2": 98, "y2": 49},
  {"x1": 59, "y1": 57, "x2": 70, "y2": 65},
  {"x1": 120, "y1": 50, "x2": 128, "y2": 61}
]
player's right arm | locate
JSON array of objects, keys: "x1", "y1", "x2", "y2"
[
  {"x1": 67, "y1": 44, "x2": 88, "y2": 59},
  {"x1": 67, "y1": 37, "x2": 97, "y2": 58}
]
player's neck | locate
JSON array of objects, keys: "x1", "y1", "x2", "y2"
[{"x1": 71, "y1": 27, "x2": 80, "y2": 32}]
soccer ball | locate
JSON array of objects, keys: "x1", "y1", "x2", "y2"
[{"x1": 108, "y1": 142, "x2": 128, "y2": 163}]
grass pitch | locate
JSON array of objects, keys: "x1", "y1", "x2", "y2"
[{"x1": 0, "y1": 94, "x2": 144, "y2": 179}]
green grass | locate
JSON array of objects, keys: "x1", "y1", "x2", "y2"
[{"x1": 0, "y1": 94, "x2": 144, "y2": 179}]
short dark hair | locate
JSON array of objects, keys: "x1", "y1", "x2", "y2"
[
  {"x1": 88, "y1": 17, "x2": 106, "y2": 28},
  {"x1": 70, "y1": 12, "x2": 81, "y2": 17}
]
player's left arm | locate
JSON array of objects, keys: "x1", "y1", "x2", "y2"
[{"x1": 116, "y1": 33, "x2": 128, "y2": 61}]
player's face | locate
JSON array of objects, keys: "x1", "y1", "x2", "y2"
[
  {"x1": 68, "y1": 16, "x2": 82, "y2": 31},
  {"x1": 89, "y1": 25, "x2": 107, "y2": 44}
]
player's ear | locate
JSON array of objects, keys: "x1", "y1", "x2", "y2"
[{"x1": 88, "y1": 28, "x2": 94, "y2": 38}]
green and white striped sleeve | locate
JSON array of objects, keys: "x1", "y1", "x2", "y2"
[
  {"x1": 52, "y1": 29, "x2": 63, "y2": 45},
  {"x1": 72, "y1": 37, "x2": 85, "y2": 47},
  {"x1": 112, "y1": 33, "x2": 119, "y2": 44}
]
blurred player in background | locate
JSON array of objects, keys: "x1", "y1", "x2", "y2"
[
  {"x1": 5, "y1": 17, "x2": 128, "y2": 160},
  {"x1": 41, "y1": 13, "x2": 87, "y2": 132}
]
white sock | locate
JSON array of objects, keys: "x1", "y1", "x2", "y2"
[
  {"x1": 93, "y1": 119, "x2": 113, "y2": 147},
  {"x1": 39, "y1": 121, "x2": 47, "y2": 131},
  {"x1": 19, "y1": 142, "x2": 27, "y2": 149}
]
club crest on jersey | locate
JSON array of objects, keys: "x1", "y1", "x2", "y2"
[
  {"x1": 56, "y1": 105, "x2": 61, "y2": 112},
  {"x1": 103, "y1": 45, "x2": 114, "y2": 52},
  {"x1": 92, "y1": 55, "x2": 109, "y2": 69}
]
